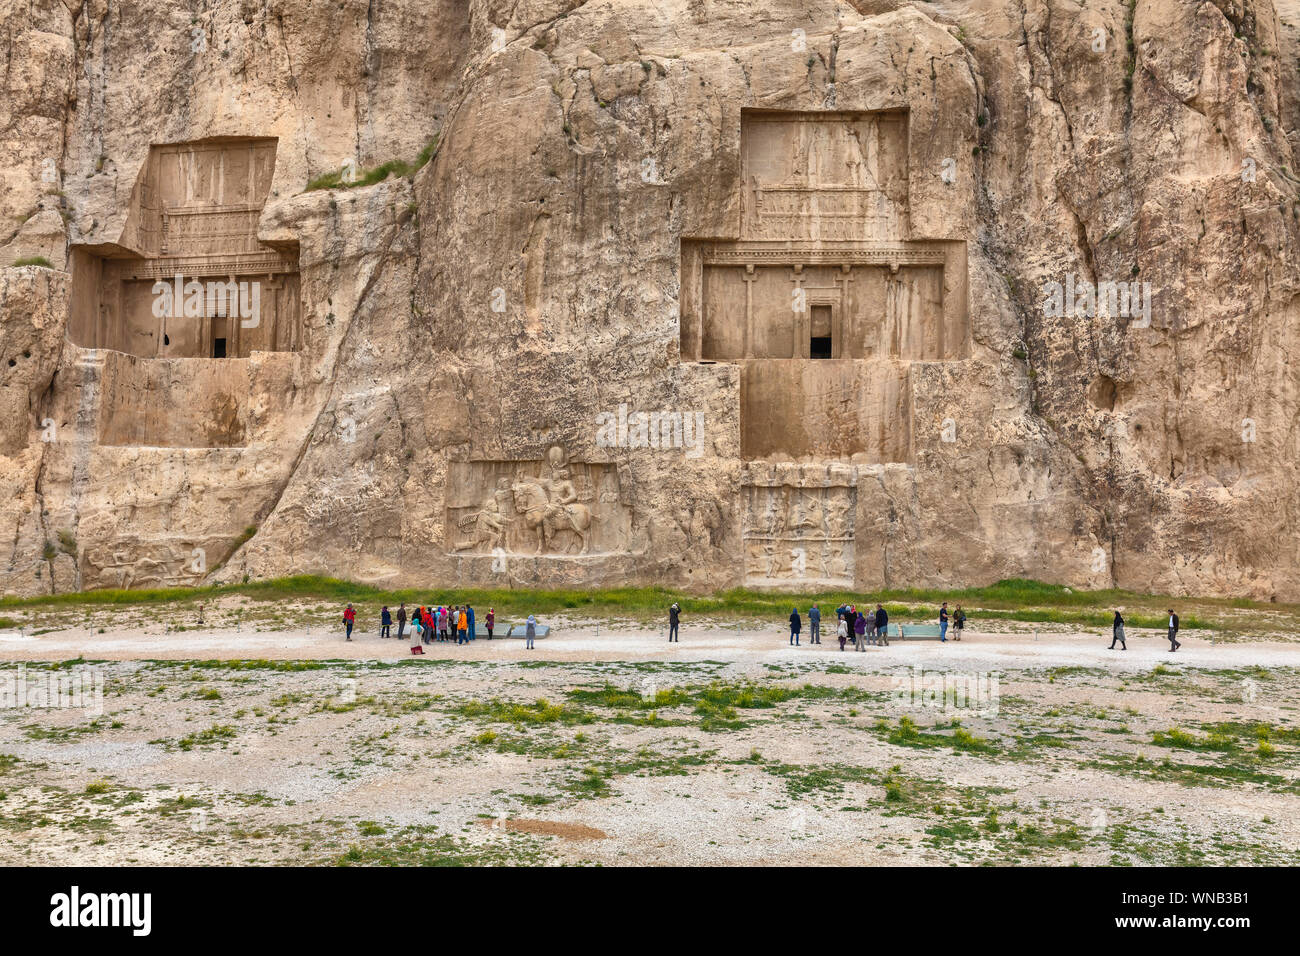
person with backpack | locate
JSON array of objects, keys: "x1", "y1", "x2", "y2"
[
  {"x1": 875, "y1": 605, "x2": 889, "y2": 645},
  {"x1": 342, "y1": 604, "x2": 356, "y2": 641},
  {"x1": 1167, "y1": 609, "x2": 1181, "y2": 652},
  {"x1": 668, "y1": 602, "x2": 681, "y2": 642},
  {"x1": 380, "y1": 606, "x2": 392, "y2": 638},
  {"x1": 789, "y1": 607, "x2": 801, "y2": 646},
  {"x1": 1110, "y1": 610, "x2": 1127, "y2": 650}
]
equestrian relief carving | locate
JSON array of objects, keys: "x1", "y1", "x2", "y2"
[{"x1": 446, "y1": 445, "x2": 632, "y2": 557}]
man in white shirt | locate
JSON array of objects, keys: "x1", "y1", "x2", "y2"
[{"x1": 1167, "y1": 610, "x2": 1181, "y2": 652}]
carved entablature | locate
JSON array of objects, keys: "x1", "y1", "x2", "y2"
[
  {"x1": 740, "y1": 462, "x2": 857, "y2": 587},
  {"x1": 446, "y1": 445, "x2": 633, "y2": 557},
  {"x1": 697, "y1": 241, "x2": 948, "y2": 268},
  {"x1": 68, "y1": 138, "x2": 302, "y2": 359},
  {"x1": 680, "y1": 109, "x2": 968, "y2": 463}
]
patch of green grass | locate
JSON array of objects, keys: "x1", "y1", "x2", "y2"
[
  {"x1": 176, "y1": 723, "x2": 236, "y2": 751},
  {"x1": 0, "y1": 575, "x2": 1258, "y2": 632},
  {"x1": 455, "y1": 697, "x2": 595, "y2": 727},
  {"x1": 11, "y1": 255, "x2": 54, "y2": 268},
  {"x1": 1151, "y1": 727, "x2": 1237, "y2": 752},
  {"x1": 332, "y1": 824, "x2": 548, "y2": 866},
  {"x1": 305, "y1": 137, "x2": 439, "y2": 192}
]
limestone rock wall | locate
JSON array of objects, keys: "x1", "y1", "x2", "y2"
[{"x1": 1, "y1": 0, "x2": 1297, "y2": 599}]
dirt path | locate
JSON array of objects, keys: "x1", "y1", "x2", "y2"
[{"x1": 2, "y1": 621, "x2": 1294, "y2": 668}]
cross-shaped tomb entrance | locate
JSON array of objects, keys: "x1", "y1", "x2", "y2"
[{"x1": 680, "y1": 109, "x2": 969, "y2": 463}]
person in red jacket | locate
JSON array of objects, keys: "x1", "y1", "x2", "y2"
[{"x1": 343, "y1": 604, "x2": 356, "y2": 641}]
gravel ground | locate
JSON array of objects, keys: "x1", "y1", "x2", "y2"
[{"x1": 0, "y1": 623, "x2": 1296, "y2": 866}]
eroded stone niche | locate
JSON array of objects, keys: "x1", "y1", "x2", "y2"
[
  {"x1": 680, "y1": 110, "x2": 968, "y2": 462},
  {"x1": 69, "y1": 138, "x2": 300, "y2": 359},
  {"x1": 446, "y1": 445, "x2": 633, "y2": 557}
]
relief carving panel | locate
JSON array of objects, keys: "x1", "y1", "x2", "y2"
[
  {"x1": 447, "y1": 445, "x2": 632, "y2": 556},
  {"x1": 741, "y1": 463, "x2": 857, "y2": 587}
]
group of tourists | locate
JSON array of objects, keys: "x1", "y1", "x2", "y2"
[
  {"x1": 343, "y1": 597, "x2": 1186, "y2": 655},
  {"x1": 785, "y1": 602, "x2": 966, "y2": 650},
  {"x1": 342, "y1": 602, "x2": 542, "y2": 652}
]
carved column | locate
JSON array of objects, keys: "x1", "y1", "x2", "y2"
[
  {"x1": 790, "y1": 264, "x2": 807, "y2": 358},
  {"x1": 835, "y1": 264, "x2": 854, "y2": 359}
]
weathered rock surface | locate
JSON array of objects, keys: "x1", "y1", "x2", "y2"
[{"x1": 1, "y1": 0, "x2": 1298, "y2": 599}]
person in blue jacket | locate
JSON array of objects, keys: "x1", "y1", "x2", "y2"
[
  {"x1": 467, "y1": 605, "x2": 476, "y2": 640},
  {"x1": 789, "y1": 607, "x2": 801, "y2": 646},
  {"x1": 808, "y1": 604, "x2": 821, "y2": 644}
]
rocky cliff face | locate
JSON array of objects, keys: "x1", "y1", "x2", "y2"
[{"x1": 1, "y1": 0, "x2": 1297, "y2": 600}]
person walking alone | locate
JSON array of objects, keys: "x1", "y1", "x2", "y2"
[
  {"x1": 939, "y1": 602, "x2": 950, "y2": 642},
  {"x1": 668, "y1": 602, "x2": 681, "y2": 642},
  {"x1": 380, "y1": 605, "x2": 392, "y2": 638},
  {"x1": 525, "y1": 614, "x2": 537, "y2": 650},
  {"x1": 1110, "y1": 610, "x2": 1127, "y2": 650},
  {"x1": 343, "y1": 604, "x2": 356, "y2": 641},
  {"x1": 789, "y1": 607, "x2": 802, "y2": 646},
  {"x1": 809, "y1": 604, "x2": 821, "y2": 645},
  {"x1": 1167, "y1": 609, "x2": 1181, "y2": 652}
]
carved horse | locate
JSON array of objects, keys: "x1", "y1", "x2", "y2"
[{"x1": 511, "y1": 478, "x2": 592, "y2": 554}]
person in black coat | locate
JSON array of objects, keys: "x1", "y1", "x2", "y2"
[
  {"x1": 1167, "y1": 609, "x2": 1181, "y2": 651},
  {"x1": 1109, "y1": 610, "x2": 1126, "y2": 649},
  {"x1": 789, "y1": 607, "x2": 801, "y2": 646},
  {"x1": 874, "y1": 604, "x2": 888, "y2": 644},
  {"x1": 668, "y1": 602, "x2": 681, "y2": 642}
]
